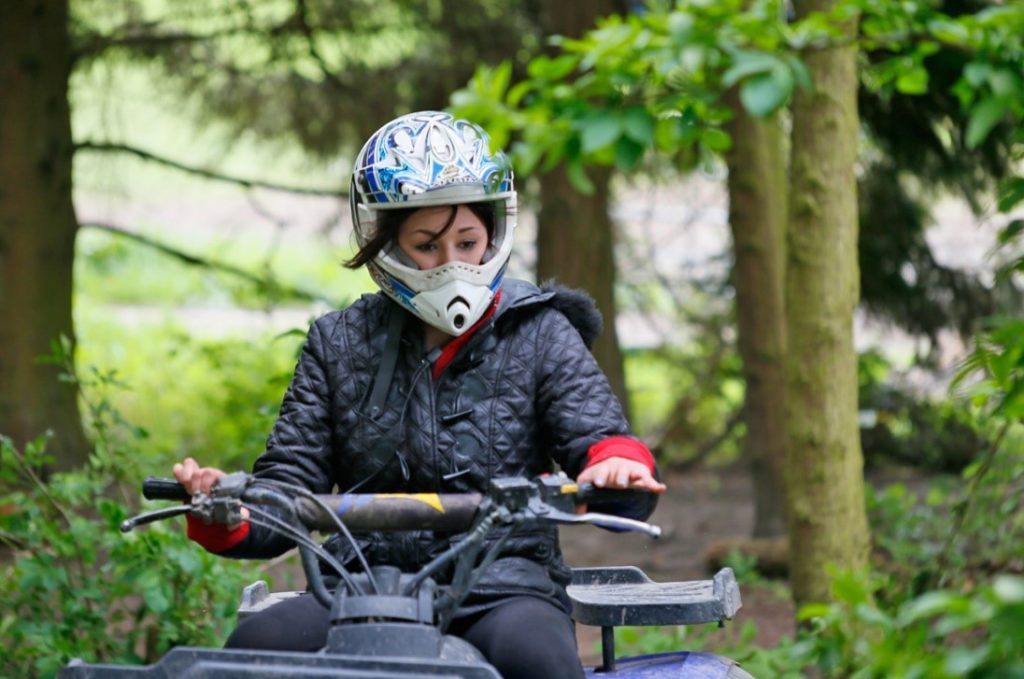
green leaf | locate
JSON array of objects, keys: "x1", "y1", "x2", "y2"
[
  {"x1": 527, "y1": 55, "x2": 578, "y2": 81},
  {"x1": 579, "y1": 112, "x2": 623, "y2": 153},
  {"x1": 966, "y1": 97, "x2": 1008, "y2": 149},
  {"x1": 928, "y1": 18, "x2": 970, "y2": 45},
  {"x1": 506, "y1": 81, "x2": 533, "y2": 108},
  {"x1": 700, "y1": 127, "x2": 732, "y2": 153},
  {"x1": 740, "y1": 67, "x2": 793, "y2": 117},
  {"x1": 896, "y1": 66, "x2": 929, "y2": 95},
  {"x1": 963, "y1": 62, "x2": 992, "y2": 87},
  {"x1": 898, "y1": 591, "x2": 960, "y2": 626},
  {"x1": 784, "y1": 54, "x2": 813, "y2": 93},
  {"x1": 622, "y1": 107, "x2": 654, "y2": 146},
  {"x1": 997, "y1": 179, "x2": 1024, "y2": 213},
  {"x1": 944, "y1": 646, "x2": 990, "y2": 675},
  {"x1": 615, "y1": 136, "x2": 646, "y2": 170},
  {"x1": 566, "y1": 159, "x2": 595, "y2": 194},
  {"x1": 832, "y1": 571, "x2": 870, "y2": 605},
  {"x1": 723, "y1": 51, "x2": 778, "y2": 88},
  {"x1": 855, "y1": 602, "x2": 893, "y2": 629},
  {"x1": 999, "y1": 219, "x2": 1024, "y2": 246},
  {"x1": 988, "y1": 69, "x2": 1023, "y2": 98},
  {"x1": 797, "y1": 603, "x2": 833, "y2": 621}
]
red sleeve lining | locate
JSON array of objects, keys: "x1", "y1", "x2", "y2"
[
  {"x1": 584, "y1": 435, "x2": 655, "y2": 472},
  {"x1": 186, "y1": 514, "x2": 250, "y2": 553}
]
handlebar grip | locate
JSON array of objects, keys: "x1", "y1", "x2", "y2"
[
  {"x1": 575, "y1": 483, "x2": 651, "y2": 504},
  {"x1": 142, "y1": 476, "x2": 191, "y2": 502},
  {"x1": 298, "y1": 493, "x2": 483, "y2": 532}
]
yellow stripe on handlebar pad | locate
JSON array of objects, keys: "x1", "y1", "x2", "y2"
[
  {"x1": 560, "y1": 483, "x2": 578, "y2": 494},
  {"x1": 373, "y1": 493, "x2": 446, "y2": 513}
]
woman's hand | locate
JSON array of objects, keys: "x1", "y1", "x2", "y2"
[
  {"x1": 173, "y1": 457, "x2": 250, "y2": 529},
  {"x1": 577, "y1": 457, "x2": 667, "y2": 493},
  {"x1": 173, "y1": 457, "x2": 227, "y2": 495}
]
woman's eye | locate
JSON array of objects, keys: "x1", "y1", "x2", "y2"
[
  {"x1": 415, "y1": 243, "x2": 436, "y2": 253},
  {"x1": 458, "y1": 240, "x2": 478, "y2": 250}
]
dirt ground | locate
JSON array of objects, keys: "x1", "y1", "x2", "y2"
[{"x1": 559, "y1": 468, "x2": 795, "y2": 664}]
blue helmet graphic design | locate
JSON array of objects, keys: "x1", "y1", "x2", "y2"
[{"x1": 349, "y1": 111, "x2": 517, "y2": 336}]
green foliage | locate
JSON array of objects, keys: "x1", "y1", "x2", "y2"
[
  {"x1": 611, "y1": 571, "x2": 1024, "y2": 678},
  {"x1": 0, "y1": 341, "x2": 265, "y2": 676},
  {"x1": 624, "y1": 340, "x2": 744, "y2": 467},
  {"x1": 858, "y1": 351, "x2": 988, "y2": 473},
  {"x1": 790, "y1": 571, "x2": 1024, "y2": 678},
  {"x1": 76, "y1": 317, "x2": 304, "y2": 474},
  {"x1": 453, "y1": 0, "x2": 1024, "y2": 182},
  {"x1": 0, "y1": 438, "x2": 260, "y2": 677}
]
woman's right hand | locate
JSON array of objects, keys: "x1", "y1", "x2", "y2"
[{"x1": 173, "y1": 457, "x2": 227, "y2": 495}]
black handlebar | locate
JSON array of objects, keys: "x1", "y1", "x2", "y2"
[
  {"x1": 142, "y1": 476, "x2": 192, "y2": 502},
  {"x1": 134, "y1": 475, "x2": 661, "y2": 537}
]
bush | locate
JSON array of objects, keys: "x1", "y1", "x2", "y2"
[
  {"x1": 76, "y1": 319, "x2": 305, "y2": 474},
  {"x1": 0, "y1": 435, "x2": 262, "y2": 677},
  {"x1": 792, "y1": 571, "x2": 1024, "y2": 678},
  {"x1": 858, "y1": 350, "x2": 988, "y2": 473}
]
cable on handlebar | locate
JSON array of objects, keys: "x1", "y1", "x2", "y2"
[
  {"x1": 253, "y1": 477, "x2": 380, "y2": 595},
  {"x1": 244, "y1": 480, "x2": 370, "y2": 596},
  {"x1": 239, "y1": 482, "x2": 357, "y2": 606}
]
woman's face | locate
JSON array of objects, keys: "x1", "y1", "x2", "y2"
[{"x1": 397, "y1": 205, "x2": 489, "y2": 270}]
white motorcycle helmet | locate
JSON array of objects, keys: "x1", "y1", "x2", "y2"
[{"x1": 350, "y1": 111, "x2": 517, "y2": 336}]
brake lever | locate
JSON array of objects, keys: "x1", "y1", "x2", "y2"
[
  {"x1": 574, "y1": 511, "x2": 662, "y2": 538},
  {"x1": 120, "y1": 504, "x2": 193, "y2": 533},
  {"x1": 514, "y1": 476, "x2": 661, "y2": 537},
  {"x1": 121, "y1": 471, "x2": 252, "y2": 532},
  {"x1": 522, "y1": 496, "x2": 662, "y2": 538}
]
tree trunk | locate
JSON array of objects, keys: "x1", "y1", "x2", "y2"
[
  {"x1": 538, "y1": 1, "x2": 630, "y2": 415},
  {"x1": 0, "y1": 0, "x2": 90, "y2": 472},
  {"x1": 784, "y1": 0, "x2": 872, "y2": 608},
  {"x1": 724, "y1": 90, "x2": 789, "y2": 539},
  {"x1": 536, "y1": 165, "x2": 629, "y2": 413}
]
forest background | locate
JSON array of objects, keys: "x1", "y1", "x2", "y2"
[{"x1": 1, "y1": 0, "x2": 1022, "y2": 677}]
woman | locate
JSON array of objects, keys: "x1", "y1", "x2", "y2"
[{"x1": 174, "y1": 111, "x2": 665, "y2": 678}]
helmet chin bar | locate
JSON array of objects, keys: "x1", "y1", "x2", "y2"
[{"x1": 409, "y1": 280, "x2": 494, "y2": 336}]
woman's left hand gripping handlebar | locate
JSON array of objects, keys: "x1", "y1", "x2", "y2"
[{"x1": 172, "y1": 457, "x2": 250, "y2": 529}]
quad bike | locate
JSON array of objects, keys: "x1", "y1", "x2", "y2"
[{"x1": 60, "y1": 473, "x2": 752, "y2": 677}]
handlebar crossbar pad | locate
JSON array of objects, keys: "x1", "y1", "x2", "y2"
[
  {"x1": 142, "y1": 477, "x2": 191, "y2": 502},
  {"x1": 297, "y1": 493, "x2": 482, "y2": 532}
]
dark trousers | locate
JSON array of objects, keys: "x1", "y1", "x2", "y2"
[{"x1": 226, "y1": 593, "x2": 585, "y2": 679}]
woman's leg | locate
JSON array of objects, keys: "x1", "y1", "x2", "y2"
[
  {"x1": 450, "y1": 596, "x2": 585, "y2": 679},
  {"x1": 225, "y1": 593, "x2": 331, "y2": 651}
]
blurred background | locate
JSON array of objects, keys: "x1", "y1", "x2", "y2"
[{"x1": 2, "y1": 1, "x2": 1022, "y2": 676}]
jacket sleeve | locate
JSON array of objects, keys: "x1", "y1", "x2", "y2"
[
  {"x1": 534, "y1": 309, "x2": 659, "y2": 521},
  {"x1": 211, "y1": 317, "x2": 339, "y2": 559}
]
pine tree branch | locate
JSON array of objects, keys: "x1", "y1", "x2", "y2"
[
  {"x1": 293, "y1": 0, "x2": 347, "y2": 91},
  {"x1": 74, "y1": 141, "x2": 346, "y2": 198},
  {"x1": 79, "y1": 221, "x2": 342, "y2": 307}
]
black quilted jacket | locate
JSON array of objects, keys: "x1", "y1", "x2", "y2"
[{"x1": 227, "y1": 278, "x2": 657, "y2": 614}]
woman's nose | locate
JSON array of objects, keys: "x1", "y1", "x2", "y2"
[{"x1": 437, "y1": 245, "x2": 458, "y2": 266}]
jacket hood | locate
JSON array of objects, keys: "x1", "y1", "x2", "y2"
[{"x1": 496, "y1": 278, "x2": 604, "y2": 348}]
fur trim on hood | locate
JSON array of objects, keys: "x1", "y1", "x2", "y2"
[{"x1": 540, "y1": 279, "x2": 604, "y2": 348}]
